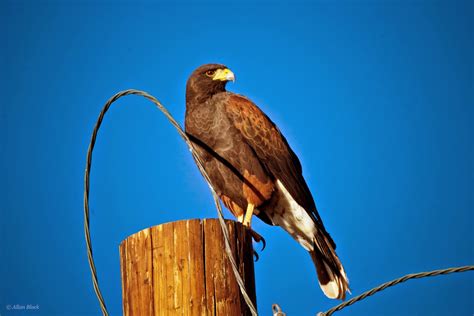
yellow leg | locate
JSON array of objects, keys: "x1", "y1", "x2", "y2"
[{"x1": 242, "y1": 203, "x2": 255, "y2": 227}]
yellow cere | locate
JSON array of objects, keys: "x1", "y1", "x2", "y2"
[{"x1": 212, "y1": 68, "x2": 235, "y2": 82}]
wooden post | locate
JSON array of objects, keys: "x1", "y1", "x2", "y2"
[{"x1": 119, "y1": 219, "x2": 257, "y2": 316}]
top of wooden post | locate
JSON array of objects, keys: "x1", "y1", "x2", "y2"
[{"x1": 120, "y1": 219, "x2": 257, "y2": 315}]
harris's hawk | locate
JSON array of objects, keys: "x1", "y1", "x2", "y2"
[{"x1": 185, "y1": 64, "x2": 349, "y2": 300}]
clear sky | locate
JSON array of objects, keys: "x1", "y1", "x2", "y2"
[{"x1": 1, "y1": 1, "x2": 473, "y2": 315}]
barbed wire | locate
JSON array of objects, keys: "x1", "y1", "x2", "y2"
[
  {"x1": 83, "y1": 89, "x2": 258, "y2": 316},
  {"x1": 318, "y1": 265, "x2": 474, "y2": 316}
]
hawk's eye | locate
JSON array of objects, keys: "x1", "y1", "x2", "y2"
[{"x1": 205, "y1": 70, "x2": 216, "y2": 77}]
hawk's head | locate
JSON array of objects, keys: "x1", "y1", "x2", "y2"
[{"x1": 186, "y1": 64, "x2": 235, "y2": 102}]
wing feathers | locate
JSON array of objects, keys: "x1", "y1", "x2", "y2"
[{"x1": 225, "y1": 94, "x2": 336, "y2": 246}]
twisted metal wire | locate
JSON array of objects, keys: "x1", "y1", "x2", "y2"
[
  {"x1": 84, "y1": 89, "x2": 258, "y2": 316},
  {"x1": 317, "y1": 265, "x2": 474, "y2": 316}
]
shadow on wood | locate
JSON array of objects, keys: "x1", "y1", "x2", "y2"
[{"x1": 120, "y1": 219, "x2": 257, "y2": 315}]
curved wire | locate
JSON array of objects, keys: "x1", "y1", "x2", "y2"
[
  {"x1": 84, "y1": 89, "x2": 258, "y2": 316},
  {"x1": 318, "y1": 265, "x2": 474, "y2": 316}
]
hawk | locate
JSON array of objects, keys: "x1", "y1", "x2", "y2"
[{"x1": 185, "y1": 64, "x2": 349, "y2": 300}]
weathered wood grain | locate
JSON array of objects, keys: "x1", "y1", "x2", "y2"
[{"x1": 119, "y1": 219, "x2": 257, "y2": 316}]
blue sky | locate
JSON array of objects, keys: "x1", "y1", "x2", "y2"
[{"x1": 1, "y1": 1, "x2": 473, "y2": 315}]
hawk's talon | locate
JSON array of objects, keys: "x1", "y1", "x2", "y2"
[
  {"x1": 249, "y1": 229, "x2": 266, "y2": 251},
  {"x1": 253, "y1": 250, "x2": 259, "y2": 262}
]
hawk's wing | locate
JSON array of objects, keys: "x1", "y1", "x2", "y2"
[{"x1": 225, "y1": 93, "x2": 334, "y2": 245}]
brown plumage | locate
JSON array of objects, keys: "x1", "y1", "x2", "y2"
[{"x1": 185, "y1": 63, "x2": 349, "y2": 300}]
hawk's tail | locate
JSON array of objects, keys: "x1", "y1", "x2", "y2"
[{"x1": 309, "y1": 234, "x2": 350, "y2": 300}]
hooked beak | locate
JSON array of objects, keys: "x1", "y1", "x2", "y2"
[{"x1": 212, "y1": 68, "x2": 235, "y2": 82}]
